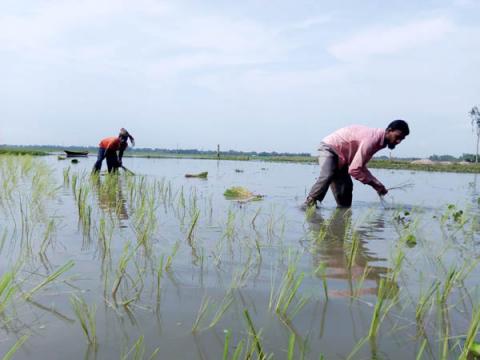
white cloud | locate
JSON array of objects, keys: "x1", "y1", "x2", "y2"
[
  {"x1": 288, "y1": 15, "x2": 332, "y2": 30},
  {"x1": 0, "y1": 0, "x2": 291, "y2": 81},
  {"x1": 328, "y1": 17, "x2": 454, "y2": 62}
]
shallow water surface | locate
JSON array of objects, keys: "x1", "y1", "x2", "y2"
[{"x1": 1, "y1": 155, "x2": 479, "y2": 359}]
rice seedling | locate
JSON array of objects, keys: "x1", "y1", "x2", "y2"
[
  {"x1": 305, "y1": 204, "x2": 317, "y2": 219},
  {"x1": 1, "y1": 335, "x2": 29, "y2": 360},
  {"x1": 232, "y1": 340, "x2": 246, "y2": 360},
  {"x1": 352, "y1": 265, "x2": 372, "y2": 299},
  {"x1": 63, "y1": 166, "x2": 71, "y2": 185},
  {"x1": 416, "y1": 281, "x2": 440, "y2": 324},
  {"x1": 416, "y1": 339, "x2": 427, "y2": 360},
  {"x1": 270, "y1": 256, "x2": 308, "y2": 320},
  {"x1": 345, "y1": 230, "x2": 360, "y2": 269},
  {"x1": 121, "y1": 335, "x2": 159, "y2": 360},
  {"x1": 111, "y1": 242, "x2": 141, "y2": 305},
  {"x1": 314, "y1": 262, "x2": 328, "y2": 300},
  {"x1": 287, "y1": 332, "x2": 295, "y2": 360},
  {"x1": 458, "y1": 305, "x2": 480, "y2": 359},
  {"x1": 243, "y1": 309, "x2": 266, "y2": 360},
  {"x1": 346, "y1": 337, "x2": 368, "y2": 360},
  {"x1": 368, "y1": 279, "x2": 387, "y2": 339},
  {"x1": 222, "y1": 330, "x2": 231, "y2": 360},
  {"x1": 191, "y1": 296, "x2": 210, "y2": 333},
  {"x1": 70, "y1": 295, "x2": 97, "y2": 346},
  {"x1": 71, "y1": 173, "x2": 78, "y2": 197},
  {"x1": 23, "y1": 260, "x2": 75, "y2": 300},
  {"x1": 0, "y1": 271, "x2": 17, "y2": 314},
  {"x1": 164, "y1": 242, "x2": 180, "y2": 272},
  {"x1": 440, "y1": 267, "x2": 459, "y2": 305},
  {"x1": 39, "y1": 218, "x2": 56, "y2": 256},
  {"x1": 0, "y1": 229, "x2": 8, "y2": 255},
  {"x1": 224, "y1": 187, "x2": 263, "y2": 202},
  {"x1": 186, "y1": 209, "x2": 200, "y2": 244},
  {"x1": 251, "y1": 206, "x2": 262, "y2": 228},
  {"x1": 207, "y1": 292, "x2": 234, "y2": 329},
  {"x1": 191, "y1": 290, "x2": 234, "y2": 333},
  {"x1": 387, "y1": 181, "x2": 414, "y2": 192}
]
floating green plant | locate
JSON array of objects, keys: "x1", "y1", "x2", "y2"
[
  {"x1": 185, "y1": 171, "x2": 208, "y2": 178},
  {"x1": 224, "y1": 187, "x2": 263, "y2": 201},
  {"x1": 404, "y1": 233, "x2": 417, "y2": 247}
]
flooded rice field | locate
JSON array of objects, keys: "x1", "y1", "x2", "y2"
[{"x1": 1, "y1": 154, "x2": 480, "y2": 359}]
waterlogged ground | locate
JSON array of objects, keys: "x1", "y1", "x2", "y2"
[{"x1": 1, "y1": 155, "x2": 480, "y2": 360}]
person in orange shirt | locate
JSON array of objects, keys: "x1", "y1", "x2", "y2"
[{"x1": 92, "y1": 128, "x2": 135, "y2": 173}]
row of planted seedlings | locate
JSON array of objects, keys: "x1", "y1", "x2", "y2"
[
  {"x1": 0, "y1": 159, "x2": 422, "y2": 358},
  {"x1": 61, "y1": 165, "x2": 318, "y2": 359},
  {"x1": 0, "y1": 156, "x2": 80, "y2": 358},
  {"x1": 312, "y1": 204, "x2": 480, "y2": 359},
  {"x1": 58, "y1": 167, "x2": 278, "y2": 357},
  {"x1": 63, "y1": 170, "x2": 480, "y2": 359}
]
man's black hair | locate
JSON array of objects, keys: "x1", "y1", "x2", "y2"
[{"x1": 387, "y1": 119, "x2": 409, "y2": 135}]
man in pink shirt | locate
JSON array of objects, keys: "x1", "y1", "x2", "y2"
[{"x1": 305, "y1": 120, "x2": 409, "y2": 208}]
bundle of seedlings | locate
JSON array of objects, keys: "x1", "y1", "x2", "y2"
[
  {"x1": 223, "y1": 186, "x2": 263, "y2": 202},
  {"x1": 185, "y1": 171, "x2": 208, "y2": 179}
]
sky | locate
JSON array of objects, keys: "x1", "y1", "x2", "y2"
[{"x1": 1, "y1": 0, "x2": 479, "y2": 157}]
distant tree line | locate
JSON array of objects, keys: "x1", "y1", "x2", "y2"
[
  {"x1": 0, "y1": 144, "x2": 311, "y2": 158},
  {"x1": 3, "y1": 144, "x2": 478, "y2": 162},
  {"x1": 429, "y1": 154, "x2": 477, "y2": 162}
]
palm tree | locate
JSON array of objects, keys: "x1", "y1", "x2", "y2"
[{"x1": 470, "y1": 106, "x2": 480, "y2": 163}]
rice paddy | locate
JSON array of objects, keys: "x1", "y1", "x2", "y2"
[{"x1": 1, "y1": 154, "x2": 480, "y2": 359}]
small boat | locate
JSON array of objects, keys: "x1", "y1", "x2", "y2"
[{"x1": 64, "y1": 150, "x2": 89, "y2": 157}]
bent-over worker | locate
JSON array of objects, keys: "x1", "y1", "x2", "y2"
[
  {"x1": 304, "y1": 120, "x2": 409, "y2": 208},
  {"x1": 92, "y1": 128, "x2": 135, "y2": 173}
]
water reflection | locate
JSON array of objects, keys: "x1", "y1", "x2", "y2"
[
  {"x1": 307, "y1": 208, "x2": 393, "y2": 297},
  {"x1": 91, "y1": 174, "x2": 129, "y2": 223}
]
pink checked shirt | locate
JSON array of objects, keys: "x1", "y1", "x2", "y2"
[{"x1": 322, "y1": 125, "x2": 386, "y2": 188}]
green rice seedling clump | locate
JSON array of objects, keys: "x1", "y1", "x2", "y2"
[
  {"x1": 185, "y1": 171, "x2": 208, "y2": 178},
  {"x1": 223, "y1": 187, "x2": 263, "y2": 201}
]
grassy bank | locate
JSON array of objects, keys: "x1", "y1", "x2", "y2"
[
  {"x1": 2, "y1": 146, "x2": 480, "y2": 173},
  {"x1": 0, "y1": 148, "x2": 49, "y2": 156},
  {"x1": 369, "y1": 159, "x2": 480, "y2": 173},
  {"x1": 129, "y1": 153, "x2": 480, "y2": 173}
]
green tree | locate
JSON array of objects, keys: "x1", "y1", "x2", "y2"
[{"x1": 470, "y1": 106, "x2": 480, "y2": 163}]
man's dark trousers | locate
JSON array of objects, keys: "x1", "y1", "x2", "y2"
[{"x1": 307, "y1": 142, "x2": 353, "y2": 207}]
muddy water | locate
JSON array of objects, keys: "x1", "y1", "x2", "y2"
[{"x1": 1, "y1": 155, "x2": 479, "y2": 359}]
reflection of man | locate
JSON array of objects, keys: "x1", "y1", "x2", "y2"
[
  {"x1": 92, "y1": 128, "x2": 135, "y2": 173},
  {"x1": 305, "y1": 120, "x2": 409, "y2": 208},
  {"x1": 308, "y1": 208, "x2": 392, "y2": 297}
]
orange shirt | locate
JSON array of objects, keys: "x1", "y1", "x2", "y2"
[{"x1": 99, "y1": 137, "x2": 121, "y2": 151}]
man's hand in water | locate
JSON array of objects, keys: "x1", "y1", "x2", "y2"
[
  {"x1": 368, "y1": 181, "x2": 388, "y2": 196},
  {"x1": 377, "y1": 186, "x2": 388, "y2": 196}
]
